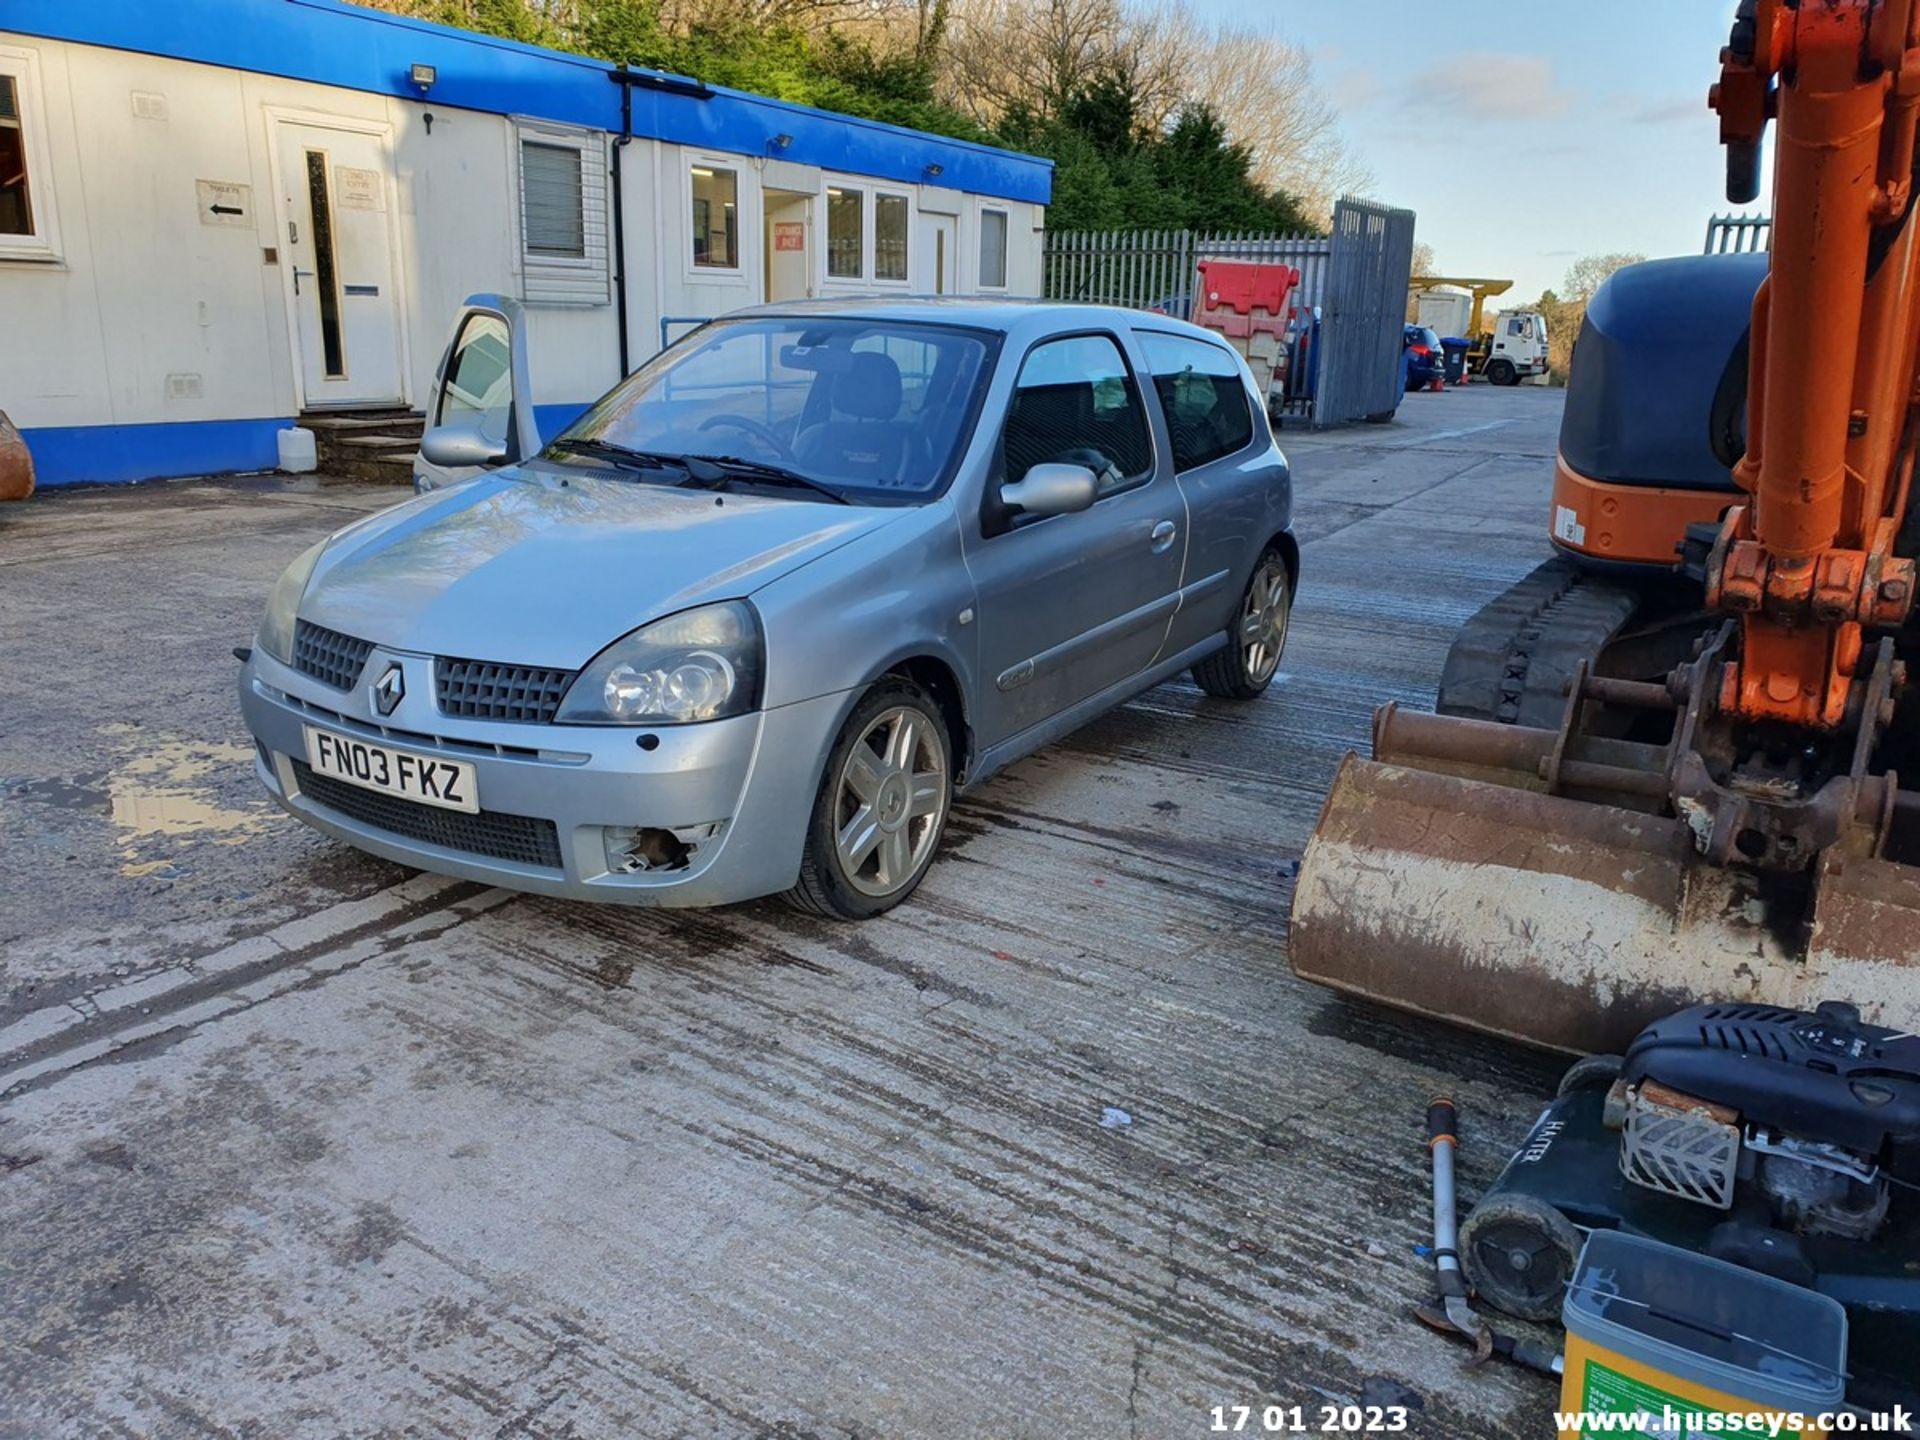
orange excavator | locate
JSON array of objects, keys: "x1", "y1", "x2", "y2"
[{"x1": 1291, "y1": 0, "x2": 1920, "y2": 1055}]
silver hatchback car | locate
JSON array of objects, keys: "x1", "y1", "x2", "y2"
[{"x1": 239, "y1": 298, "x2": 1296, "y2": 918}]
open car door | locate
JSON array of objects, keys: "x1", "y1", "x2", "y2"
[{"x1": 413, "y1": 294, "x2": 544, "y2": 493}]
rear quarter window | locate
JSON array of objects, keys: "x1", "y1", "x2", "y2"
[{"x1": 1139, "y1": 332, "x2": 1256, "y2": 473}]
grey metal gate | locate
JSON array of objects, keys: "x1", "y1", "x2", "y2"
[
  {"x1": 1314, "y1": 199, "x2": 1417, "y2": 427},
  {"x1": 1042, "y1": 198, "x2": 1416, "y2": 427},
  {"x1": 1705, "y1": 213, "x2": 1771, "y2": 253}
]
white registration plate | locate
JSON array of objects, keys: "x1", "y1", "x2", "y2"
[{"x1": 303, "y1": 726, "x2": 478, "y2": 814}]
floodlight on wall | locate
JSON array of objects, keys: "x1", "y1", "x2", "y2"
[
  {"x1": 410, "y1": 63, "x2": 437, "y2": 96},
  {"x1": 923, "y1": 163, "x2": 944, "y2": 180},
  {"x1": 771, "y1": 133, "x2": 794, "y2": 152}
]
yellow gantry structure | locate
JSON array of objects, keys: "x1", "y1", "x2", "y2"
[{"x1": 1407, "y1": 276, "x2": 1515, "y2": 338}]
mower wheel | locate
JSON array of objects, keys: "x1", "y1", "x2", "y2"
[
  {"x1": 1557, "y1": 1053, "x2": 1624, "y2": 1097},
  {"x1": 1460, "y1": 1192, "x2": 1583, "y2": 1323}
]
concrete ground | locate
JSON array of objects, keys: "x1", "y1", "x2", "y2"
[{"x1": 2, "y1": 382, "x2": 1572, "y2": 1440}]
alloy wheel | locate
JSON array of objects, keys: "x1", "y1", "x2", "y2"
[
  {"x1": 1238, "y1": 558, "x2": 1290, "y2": 683},
  {"x1": 833, "y1": 706, "x2": 948, "y2": 897}
]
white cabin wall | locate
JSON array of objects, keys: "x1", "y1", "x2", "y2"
[{"x1": 0, "y1": 24, "x2": 1052, "y2": 479}]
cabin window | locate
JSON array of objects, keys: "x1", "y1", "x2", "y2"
[
  {"x1": 515, "y1": 123, "x2": 608, "y2": 305},
  {"x1": 874, "y1": 192, "x2": 909, "y2": 282},
  {"x1": 826, "y1": 186, "x2": 863, "y2": 279},
  {"x1": 979, "y1": 207, "x2": 1008, "y2": 289},
  {"x1": 0, "y1": 49, "x2": 59, "y2": 259},
  {"x1": 691, "y1": 164, "x2": 739, "y2": 269}
]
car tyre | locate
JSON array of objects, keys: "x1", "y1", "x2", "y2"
[
  {"x1": 1486, "y1": 358, "x2": 1518, "y2": 386},
  {"x1": 1192, "y1": 549, "x2": 1291, "y2": 700},
  {"x1": 784, "y1": 679, "x2": 952, "y2": 921}
]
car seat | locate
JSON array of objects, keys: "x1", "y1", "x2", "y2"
[{"x1": 792, "y1": 352, "x2": 927, "y2": 487}]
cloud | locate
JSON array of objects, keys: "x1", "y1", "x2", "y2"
[
  {"x1": 1331, "y1": 66, "x2": 1382, "y2": 113},
  {"x1": 1628, "y1": 96, "x2": 1706, "y2": 125},
  {"x1": 1405, "y1": 52, "x2": 1573, "y2": 122}
]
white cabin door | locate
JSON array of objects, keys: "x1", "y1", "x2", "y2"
[{"x1": 274, "y1": 119, "x2": 405, "y2": 407}]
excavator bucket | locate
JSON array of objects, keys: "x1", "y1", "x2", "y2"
[{"x1": 1288, "y1": 754, "x2": 1920, "y2": 1055}]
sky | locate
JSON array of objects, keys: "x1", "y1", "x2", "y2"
[{"x1": 1188, "y1": 0, "x2": 1768, "y2": 303}]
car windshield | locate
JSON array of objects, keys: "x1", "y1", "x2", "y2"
[{"x1": 548, "y1": 316, "x2": 998, "y2": 503}]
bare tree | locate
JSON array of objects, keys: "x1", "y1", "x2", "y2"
[
  {"x1": 1141, "y1": 7, "x2": 1370, "y2": 226},
  {"x1": 1563, "y1": 251, "x2": 1645, "y2": 304},
  {"x1": 944, "y1": 0, "x2": 1368, "y2": 224},
  {"x1": 941, "y1": 0, "x2": 1127, "y2": 125}
]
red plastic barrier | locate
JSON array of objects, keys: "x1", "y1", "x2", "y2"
[{"x1": 1194, "y1": 260, "x2": 1301, "y2": 341}]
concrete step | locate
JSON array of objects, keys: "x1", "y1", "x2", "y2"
[
  {"x1": 300, "y1": 411, "x2": 424, "y2": 433},
  {"x1": 333, "y1": 433, "x2": 421, "y2": 452},
  {"x1": 299, "y1": 410, "x2": 424, "y2": 484}
]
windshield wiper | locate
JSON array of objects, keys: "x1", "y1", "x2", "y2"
[
  {"x1": 680, "y1": 454, "x2": 851, "y2": 505},
  {"x1": 550, "y1": 438, "x2": 722, "y2": 481}
]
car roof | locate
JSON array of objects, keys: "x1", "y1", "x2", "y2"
[{"x1": 719, "y1": 296, "x2": 1228, "y2": 345}]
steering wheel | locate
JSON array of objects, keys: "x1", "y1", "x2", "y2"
[{"x1": 698, "y1": 414, "x2": 792, "y2": 459}]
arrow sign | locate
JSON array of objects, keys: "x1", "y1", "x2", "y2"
[{"x1": 209, "y1": 203, "x2": 243, "y2": 216}]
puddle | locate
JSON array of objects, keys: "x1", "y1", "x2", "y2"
[{"x1": 103, "y1": 738, "x2": 279, "y2": 874}]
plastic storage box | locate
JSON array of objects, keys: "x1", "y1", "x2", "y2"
[{"x1": 1559, "y1": 1231, "x2": 1847, "y2": 1438}]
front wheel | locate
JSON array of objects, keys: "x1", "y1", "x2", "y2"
[
  {"x1": 1192, "y1": 549, "x2": 1291, "y2": 699},
  {"x1": 784, "y1": 681, "x2": 952, "y2": 920},
  {"x1": 1486, "y1": 358, "x2": 1517, "y2": 386}
]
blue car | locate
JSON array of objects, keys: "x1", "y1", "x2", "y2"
[{"x1": 1403, "y1": 324, "x2": 1444, "y2": 392}]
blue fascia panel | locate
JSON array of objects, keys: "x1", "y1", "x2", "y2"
[
  {"x1": 23, "y1": 418, "x2": 291, "y2": 488},
  {"x1": 3, "y1": 0, "x2": 1052, "y2": 205},
  {"x1": 531, "y1": 401, "x2": 590, "y2": 440}
]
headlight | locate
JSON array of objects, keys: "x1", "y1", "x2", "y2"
[
  {"x1": 255, "y1": 541, "x2": 326, "y2": 664},
  {"x1": 555, "y1": 601, "x2": 763, "y2": 725}
]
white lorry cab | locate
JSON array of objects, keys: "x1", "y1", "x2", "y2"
[{"x1": 1483, "y1": 310, "x2": 1550, "y2": 385}]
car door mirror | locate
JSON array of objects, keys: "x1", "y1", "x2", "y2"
[
  {"x1": 420, "y1": 423, "x2": 510, "y2": 470},
  {"x1": 1002, "y1": 462, "x2": 1098, "y2": 518}
]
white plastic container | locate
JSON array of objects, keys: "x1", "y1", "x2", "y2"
[{"x1": 277, "y1": 426, "x2": 318, "y2": 474}]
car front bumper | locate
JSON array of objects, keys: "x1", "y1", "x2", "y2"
[{"x1": 238, "y1": 648, "x2": 848, "y2": 907}]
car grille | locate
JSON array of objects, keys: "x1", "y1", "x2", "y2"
[
  {"x1": 292, "y1": 761, "x2": 564, "y2": 869},
  {"x1": 293, "y1": 620, "x2": 375, "y2": 691},
  {"x1": 435, "y1": 657, "x2": 577, "y2": 724}
]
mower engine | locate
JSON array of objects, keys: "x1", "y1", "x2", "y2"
[
  {"x1": 1614, "y1": 1001, "x2": 1920, "y2": 1242},
  {"x1": 1457, "y1": 1001, "x2": 1920, "y2": 1408}
]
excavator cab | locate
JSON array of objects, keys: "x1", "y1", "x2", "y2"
[{"x1": 1291, "y1": 0, "x2": 1920, "y2": 1055}]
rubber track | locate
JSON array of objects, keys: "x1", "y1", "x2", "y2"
[{"x1": 1436, "y1": 557, "x2": 1642, "y2": 728}]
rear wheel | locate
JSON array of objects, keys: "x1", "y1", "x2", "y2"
[
  {"x1": 1558, "y1": 1053, "x2": 1624, "y2": 1097},
  {"x1": 1193, "y1": 550, "x2": 1291, "y2": 699},
  {"x1": 1486, "y1": 358, "x2": 1518, "y2": 386},
  {"x1": 784, "y1": 681, "x2": 951, "y2": 920}
]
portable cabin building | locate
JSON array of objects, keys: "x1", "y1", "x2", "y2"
[{"x1": 0, "y1": 0, "x2": 1052, "y2": 485}]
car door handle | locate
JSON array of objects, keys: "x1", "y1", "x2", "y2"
[{"x1": 1150, "y1": 520, "x2": 1178, "y2": 554}]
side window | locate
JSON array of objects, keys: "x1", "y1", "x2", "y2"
[
  {"x1": 690, "y1": 164, "x2": 738, "y2": 269},
  {"x1": 0, "y1": 48, "x2": 58, "y2": 259},
  {"x1": 516, "y1": 124, "x2": 609, "y2": 304},
  {"x1": 1507, "y1": 317, "x2": 1525, "y2": 337},
  {"x1": 875, "y1": 192, "x2": 909, "y2": 282},
  {"x1": 436, "y1": 313, "x2": 514, "y2": 446},
  {"x1": 1140, "y1": 333, "x2": 1255, "y2": 472},
  {"x1": 1002, "y1": 334, "x2": 1152, "y2": 498},
  {"x1": 826, "y1": 186, "x2": 863, "y2": 279},
  {"x1": 979, "y1": 208, "x2": 1009, "y2": 288}
]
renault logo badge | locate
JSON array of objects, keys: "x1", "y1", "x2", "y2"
[{"x1": 372, "y1": 662, "x2": 405, "y2": 717}]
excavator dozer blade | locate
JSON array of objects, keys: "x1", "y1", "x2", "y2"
[{"x1": 1288, "y1": 755, "x2": 1920, "y2": 1055}]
